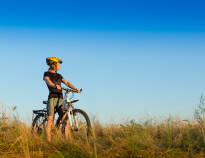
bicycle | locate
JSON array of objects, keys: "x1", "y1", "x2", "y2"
[{"x1": 32, "y1": 88, "x2": 92, "y2": 139}]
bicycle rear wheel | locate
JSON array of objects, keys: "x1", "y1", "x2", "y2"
[
  {"x1": 71, "y1": 109, "x2": 92, "y2": 139},
  {"x1": 32, "y1": 114, "x2": 47, "y2": 135}
]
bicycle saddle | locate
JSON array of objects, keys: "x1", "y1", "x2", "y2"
[
  {"x1": 43, "y1": 101, "x2": 48, "y2": 104},
  {"x1": 33, "y1": 109, "x2": 47, "y2": 114}
]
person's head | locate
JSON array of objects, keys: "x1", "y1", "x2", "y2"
[{"x1": 46, "y1": 56, "x2": 63, "y2": 71}]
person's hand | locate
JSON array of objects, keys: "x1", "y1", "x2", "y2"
[
  {"x1": 56, "y1": 85, "x2": 62, "y2": 90},
  {"x1": 76, "y1": 89, "x2": 81, "y2": 93}
]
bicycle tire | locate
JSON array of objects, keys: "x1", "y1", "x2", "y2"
[
  {"x1": 32, "y1": 114, "x2": 47, "y2": 135},
  {"x1": 71, "y1": 109, "x2": 92, "y2": 138}
]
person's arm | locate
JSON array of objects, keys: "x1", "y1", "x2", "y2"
[
  {"x1": 44, "y1": 76, "x2": 61, "y2": 90},
  {"x1": 62, "y1": 78, "x2": 80, "y2": 93}
]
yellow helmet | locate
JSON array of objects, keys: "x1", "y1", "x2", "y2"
[{"x1": 46, "y1": 56, "x2": 63, "y2": 65}]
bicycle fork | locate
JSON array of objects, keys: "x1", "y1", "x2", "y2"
[
  {"x1": 66, "y1": 107, "x2": 79, "y2": 131},
  {"x1": 64, "y1": 95, "x2": 79, "y2": 131}
]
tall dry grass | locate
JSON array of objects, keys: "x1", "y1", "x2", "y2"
[{"x1": 1, "y1": 101, "x2": 205, "y2": 158}]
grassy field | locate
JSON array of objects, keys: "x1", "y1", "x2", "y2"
[
  {"x1": 0, "y1": 116, "x2": 205, "y2": 158},
  {"x1": 1, "y1": 99, "x2": 205, "y2": 158}
]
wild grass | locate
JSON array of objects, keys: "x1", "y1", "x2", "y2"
[
  {"x1": 1, "y1": 97, "x2": 205, "y2": 158},
  {"x1": 0, "y1": 115, "x2": 205, "y2": 158}
]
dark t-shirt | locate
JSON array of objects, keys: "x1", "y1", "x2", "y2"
[{"x1": 43, "y1": 71, "x2": 64, "y2": 99}]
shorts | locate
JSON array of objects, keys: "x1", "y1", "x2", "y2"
[{"x1": 47, "y1": 98, "x2": 64, "y2": 116}]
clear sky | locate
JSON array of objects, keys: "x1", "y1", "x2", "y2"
[{"x1": 0, "y1": 0, "x2": 205, "y2": 123}]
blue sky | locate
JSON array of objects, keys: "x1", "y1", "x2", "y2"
[{"x1": 0, "y1": 0, "x2": 205, "y2": 123}]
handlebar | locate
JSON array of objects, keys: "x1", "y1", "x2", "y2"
[{"x1": 62, "y1": 87, "x2": 82, "y2": 93}]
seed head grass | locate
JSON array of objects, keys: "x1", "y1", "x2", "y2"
[{"x1": 0, "y1": 108, "x2": 205, "y2": 158}]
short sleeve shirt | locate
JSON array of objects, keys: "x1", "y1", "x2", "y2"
[{"x1": 43, "y1": 71, "x2": 64, "y2": 98}]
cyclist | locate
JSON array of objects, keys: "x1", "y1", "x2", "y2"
[{"x1": 43, "y1": 56, "x2": 81, "y2": 142}]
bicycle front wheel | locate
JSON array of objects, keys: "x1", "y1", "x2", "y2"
[{"x1": 71, "y1": 109, "x2": 92, "y2": 139}]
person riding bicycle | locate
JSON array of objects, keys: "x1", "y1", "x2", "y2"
[{"x1": 43, "y1": 56, "x2": 81, "y2": 142}]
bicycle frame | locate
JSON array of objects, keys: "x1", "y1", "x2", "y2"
[
  {"x1": 62, "y1": 89, "x2": 79, "y2": 130},
  {"x1": 32, "y1": 87, "x2": 91, "y2": 137},
  {"x1": 32, "y1": 88, "x2": 81, "y2": 131}
]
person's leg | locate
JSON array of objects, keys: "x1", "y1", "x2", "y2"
[
  {"x1": 56, "y1": 98, "x2": 71, "y2": 140},
  {"x1": 56, "y1": 98, "x2": 64, "y2": 127},
  {"x1": 64, "y1": 115, "x2": 71, "y2": 140},
  {"x1": 46, "y1": 116, "x2": 53, "y2": 142},
  {"x1": 56, "y1": 109, "x2": 63, "y2": 127},
  {"x1": 46, "y1": 98, "x2": 55, "y2": 142}
]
